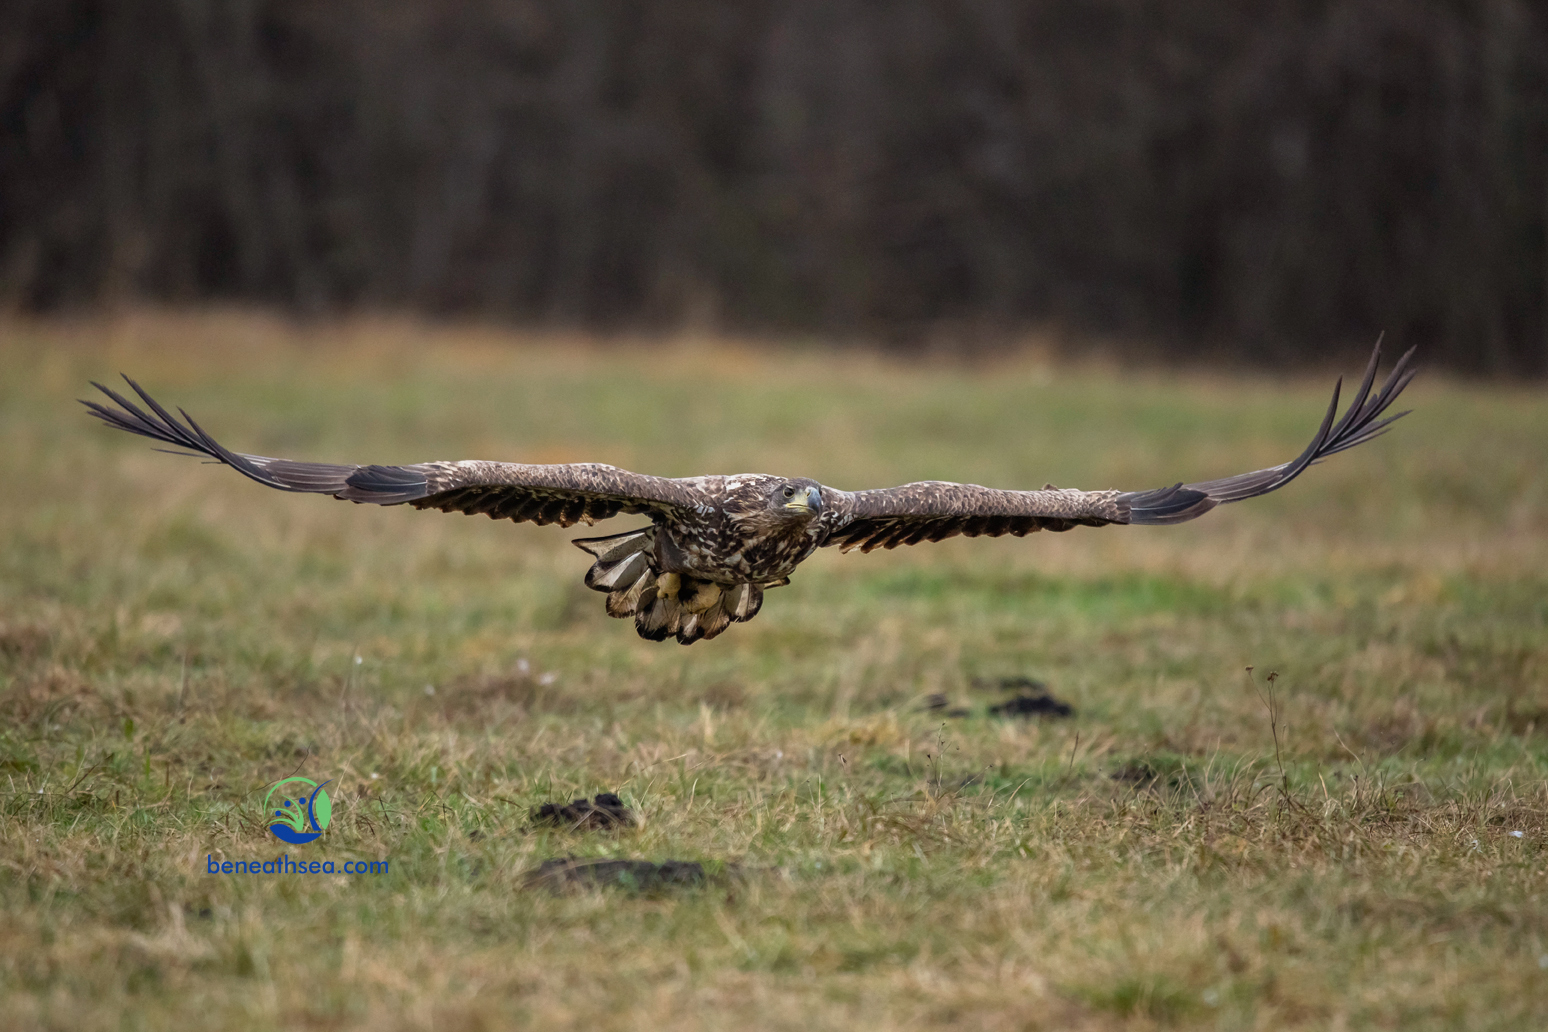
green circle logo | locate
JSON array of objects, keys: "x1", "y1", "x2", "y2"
[{"x1": 263, "y1": 777, "x2": 333, "y2": 845}]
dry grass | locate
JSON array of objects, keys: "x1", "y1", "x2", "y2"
[{"x1": 1, "y1": 310, "x2": 1546, "y2": 1030}]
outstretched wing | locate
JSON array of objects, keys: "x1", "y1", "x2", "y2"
[
  {"x1": 821, "y1": 341, "x2": 1416, "y2": 553},
  {"x1": 83, "y1": 377, "x2": 700, "y2": 527}
]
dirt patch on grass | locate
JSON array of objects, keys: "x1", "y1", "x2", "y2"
[
  {"x1": 530, "y1": 793, "x2": 635, "y2": 830},
  {"x1": 919, "y1": 677, "x2": 1076, "y2": 719},
  {"x1": 525, "y1": 858, "x2": 716, "y2": 892},
  {"x1": 988, "y1": 693, "x2": 1075, "y2": 719},
  {"x1": 970, "y1": 676, "x2": 1076, "y2": 719}
]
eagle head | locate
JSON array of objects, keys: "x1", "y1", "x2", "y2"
[{"x1": 771, "y1": 478, "x2": 824, "y2": 519}]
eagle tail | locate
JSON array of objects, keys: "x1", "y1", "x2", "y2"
[
  {"x1": 584, "y1": 546, "x2": 653, "y2": 592},
  {"x1": 573, "y1": 528, "x2": 771, "y2": 643},
  {"x1": 574, "y1": 527, "x2": 654, "y2": 563},
  {"x1": 573, "y1": 527, "x2": 659, "y2": 617}
]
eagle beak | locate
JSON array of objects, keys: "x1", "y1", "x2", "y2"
[{"x1": 784, "y1": 485, "x2": 823, "y2": 515}]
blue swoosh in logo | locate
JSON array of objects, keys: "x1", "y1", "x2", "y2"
[{"x1": 265, "y1": 777, "x2": 334, "y2": 844}]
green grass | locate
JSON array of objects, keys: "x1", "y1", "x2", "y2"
[{"x1": 2, "y1": 311, "x2": 1547, "y2": 1030}]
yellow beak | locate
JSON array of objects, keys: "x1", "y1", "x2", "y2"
[{"x1": 783, "y1": 486, "x2": 822, "y2": 514}]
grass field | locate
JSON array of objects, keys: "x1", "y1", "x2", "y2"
[{"x1": 2, "y1": 311, "x2": 1546, "y2": 1031}]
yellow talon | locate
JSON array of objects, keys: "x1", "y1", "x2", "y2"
[
  {"x1": 681, "y1": 582, "x2": 722, "y2": 614},
  {"x1": 657, "y1": 572, "x2": 682, "y2": 599}
]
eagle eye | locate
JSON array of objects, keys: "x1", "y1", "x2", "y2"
[{"x1": 782, "y1": 485, "x2": 795, "y2": 498}]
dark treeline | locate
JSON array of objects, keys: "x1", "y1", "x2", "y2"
[{"x1": 2, "y1": 0, "x2": 1545, "y2": 373}]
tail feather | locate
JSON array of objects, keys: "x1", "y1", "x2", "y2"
[
  {"x1": 634, "y1": 586, "x2": 682, "y2": 641},
  {"x1": 573, "y1": 527, "x2": 654, "y2": 562},
  {"x1": 692, "y1": 597, "x2": 733, "y2": 641},
  {"x1": 586, "y1": 550, "x2": 651, "y2": 591},
  {"x1": 723, "y1": 583, "x2": 764, "y2": 622},
  {"x1": 574, "y1": 527, "x2": 770, "y2": 643},
  {"x1": 576, "y1": 526, "x2": 661, "y2": 613},
  {"x1": 606, "y1": 569, "x2": 657, "y2": 618}
]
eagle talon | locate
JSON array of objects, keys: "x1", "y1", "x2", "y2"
[{"x1": 681, "y1": 581, "x2": 722, "y2": 614}]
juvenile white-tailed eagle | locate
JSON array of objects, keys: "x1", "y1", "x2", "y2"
[{"x1": 85, "y1": 344, "x2": 1415, "y2": 644}]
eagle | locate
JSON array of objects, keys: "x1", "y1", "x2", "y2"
[{"x1": 85, "y1": 343, "x2": 1415, "y2": 645}]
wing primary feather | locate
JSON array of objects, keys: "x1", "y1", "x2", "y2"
[
  {"x1": 1120, "y1": 341, "x2": 1416, "y2": 526},
  {"x1": 84, "y1": 377, "x2": 300, "y2": 492},
  {"x1": 83, "y1": 380, "x2": 205, "y2": 453}
]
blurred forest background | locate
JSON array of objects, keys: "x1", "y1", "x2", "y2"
[{"x1": 1, "y1": 0, "x2": 1545, "y2": 374}]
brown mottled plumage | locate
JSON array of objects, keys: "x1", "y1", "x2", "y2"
[{"x1": 83, "y1": 343, "x2": 1415, "y2": 644}]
